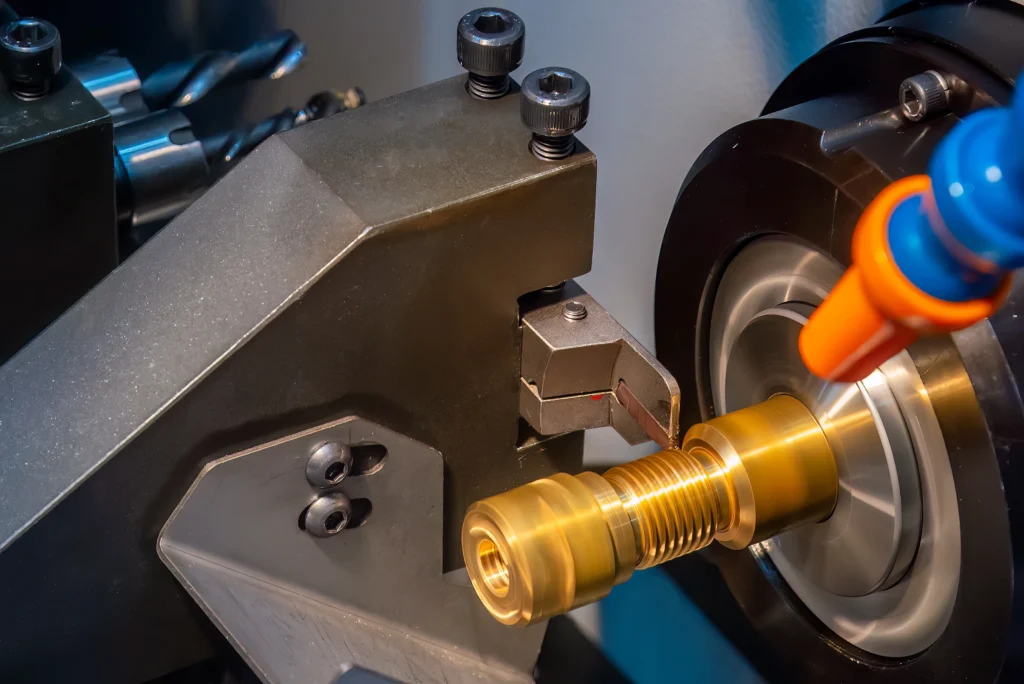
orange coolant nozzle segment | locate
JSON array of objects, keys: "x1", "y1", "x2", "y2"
[
  {"x1": 799, "y1": 175, "x2": 1010, "y2": 383},
  {"x1": 797, "y1": 266, "x2": 919, "y2": 384}
]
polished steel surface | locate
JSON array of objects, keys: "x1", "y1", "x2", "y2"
[
  {"x1": 161, "y1": 416, "x2": 540, "y2": 682},
  {"x1": 463, "y1": 395, "x2": 837, "y2": 626},
  {"x1": 113, "y1": 109, "x2": 209, "y2": 227},
  {"x1": 519, "y1": 377, "x2": 612, "y2": 436},
  {"x1": 723, "y1": 304, "x2": 921, "y2": 596},
  {"x1": 708, "y1": 236, "x2": 958, "y2": 657},
  {"x1": 520, "y1": 283, "x2": 680, "y2": 447},
  {"x1": 71, "y1": 53, "x2": 147, "y2": 123}
]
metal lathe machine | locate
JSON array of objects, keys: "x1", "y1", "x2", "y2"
[{"x1": 1, "y1": 2, "x2": 1024, "y2": 683}]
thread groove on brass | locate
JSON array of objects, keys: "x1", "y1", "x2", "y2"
[{"x1": 605, "y1": 448, "x2": 721, "y2": 569}]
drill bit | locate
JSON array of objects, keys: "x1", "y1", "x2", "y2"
[
  {"x1": 141, "y1": 30, "x2": 306, "y2": 109},
  {"x1": 202, "y1": 88, "x2": 364, "y2": 171}
]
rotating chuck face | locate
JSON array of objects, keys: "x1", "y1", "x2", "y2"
[
  {"x1": 705, "y1": 236, "x2": 959, "y2": 658},
  {"x1": 648, "y1": 4, "x2": 1023, "y2": 677}
]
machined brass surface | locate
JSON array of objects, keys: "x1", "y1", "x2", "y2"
[{"x1": 462, "y1": 394, "x2": 838, "y2": 625}]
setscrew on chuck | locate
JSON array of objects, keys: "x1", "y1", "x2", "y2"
[
  {"x1": 457, "y1": 7, "x2": 525, "y2": 99},
  {"x1": 899, "y1": 70, "x2": 951, "y2": 122},
  {"x1": 0, "y1": 17, "x2": 62, "y2": 99},
  {"x1": 520, "y1": 67, "x2": 590, "y2": 161}
]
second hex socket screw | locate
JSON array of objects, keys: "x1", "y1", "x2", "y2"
[
  {"x1": 520, "y1": 67, "x2": 590, "y2": 161},
  {"x1": 899, "y1": 70, "x2": 951, "y2": 122},
  {"x1": 457, "y1": 8, "x2": 525, "y2": 100},
  {"x1": 0, "y1": 17, "x2": 62, "y2": 99},
  {"x1": 306, "y1": 442, "x2": 353, "y2": 488}
]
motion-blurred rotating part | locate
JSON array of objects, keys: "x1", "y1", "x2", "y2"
[
  {"x1": 712, "y1": 238, "x2": 952, "y2": 657},
  {"x1": 654, "y1": 2, "x2": 1024, "y2": 681}
]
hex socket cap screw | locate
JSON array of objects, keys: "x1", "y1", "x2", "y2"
[
  {"x1": 520, "y1": 67, "x2": 590, "y2": 161},
  {"x1": 303, "y1": 493, "x2": 353, "y2": 538},
  {"x1": 457, "y1": 7, "x2": 525, "y2": 99},
  {"x1": 899, "y1": 71, "x2": 950, "y2": 122},
  {"x1": 0, "y1": 18, "x2": 62, "y2": 99},
  {"x1": 306, "y1": 442, "x2": 354, "y2": 488}
]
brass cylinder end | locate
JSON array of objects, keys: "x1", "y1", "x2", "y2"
[
  {"x1": 684, "y1": 394, "x2": 839, "y2": 549},
  {"x1": 461, "y1": 471, "x2": 635, "y2": 627},
  {"x1": 462, "y1": 394, "x2": 839, "y2": 626}
]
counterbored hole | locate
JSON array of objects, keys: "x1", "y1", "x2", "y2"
[{"x1": 478, "y1": 538, "x2": 510, "y2": 597}]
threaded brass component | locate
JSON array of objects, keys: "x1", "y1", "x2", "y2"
[
  {"x1": 462, "y1": 394, "x2": 838, "y2": 626},
  {"x1": 462, "y1": 471, "x2": 635, "y2": 626},
  {"x1": 605, "y1": 447, "x2": 722, "y2": 568}
]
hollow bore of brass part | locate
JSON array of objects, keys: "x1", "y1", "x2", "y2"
[{"x1": 461, "y1": 394, "x2": 838, "y2": 626}]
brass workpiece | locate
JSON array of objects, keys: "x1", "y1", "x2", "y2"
[{"x1": 461, "y1": 394, "x2": 839, "y2": 626}]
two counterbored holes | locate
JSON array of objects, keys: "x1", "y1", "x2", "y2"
[{"x1": 298, "y1": 443, "x2": 387, "y2": 535}]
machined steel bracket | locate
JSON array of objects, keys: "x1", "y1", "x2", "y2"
[
  {"x1": 520, "y1": 282, "x2": 681, "y2": 448},
  {"x1": 159, "y1": 415, "x2": 540, "y2": 684},
  {"x1": 0, "y1": 72, "x2": 594, "y2": 681}
]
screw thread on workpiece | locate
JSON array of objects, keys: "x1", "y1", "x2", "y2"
[
  {"x1": 605, "y1": 448, "x2": 722, "y2": 569},
  {"x1": 530, "y1": 133, "x2": 575, "y2": 160},
  {"x1": 467, "y1": 72, "x2": 510, "y2": 99}
]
